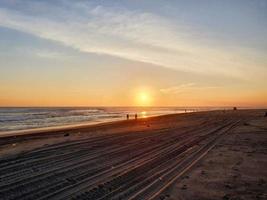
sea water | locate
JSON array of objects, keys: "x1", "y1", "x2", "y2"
[{"x1": 0, "y1": 107, "x2": 216, "y2": 133}]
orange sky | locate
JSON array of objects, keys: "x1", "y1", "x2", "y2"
[
  {"x1": 0, "y1": 1, "x2": 267, "y2": 107},
  {"x1": 1, "y1": 83, "x2": 266, "y2": 107}
]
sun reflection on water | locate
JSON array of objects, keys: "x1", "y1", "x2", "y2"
[{"x1": 141, "y1": 111, "x2": 147, "y2": 118}]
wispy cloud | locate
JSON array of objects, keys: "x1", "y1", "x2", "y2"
[
  {"x1": 160, "y1": 83, "x2": 220, "y2": 94},
  {"x1": 34, "y1": 50, "x2": 65, "y2": 59},
  {"x1": 0, "y1": 1, "x2": 265, "y2": 78},
  {"x1": 13, "y1": 46, "x2": 69, "y2": 60}
]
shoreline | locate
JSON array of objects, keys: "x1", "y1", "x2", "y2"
[
  {"x1": 0, "y1": 107, "x2": 242, "y2": 138},
  {"x1": 0, "y1": 118, "x2": 125, "y2": 138},
  {"x1": 1, "y1": 108, "x2": 265, "y2": 138},
  {"x1": 0, "y1": 111, "x2": 193, "y2": 138}
]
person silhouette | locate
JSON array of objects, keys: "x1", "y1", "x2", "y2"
[
  {"x1": 126, "y1": 114, "x2": 129, "y2": 120},
  {"x1": 135, "y1": 113, "x2": 138, "y2": 120}
]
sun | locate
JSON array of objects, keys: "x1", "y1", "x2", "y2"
[
  {"x1": 136, "y1": 91, "x2": 152, "y2": 106},
  {"x1": 140, "y1": 93, "x2": 149, "y2": 102}
]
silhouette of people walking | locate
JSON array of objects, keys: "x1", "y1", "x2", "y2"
[
  {"x1": 126, "y1": 114, "x2": 129, "y2": 120},
  {"x1": 135, "y1": 113, "x2": 138, "y2": 120}
]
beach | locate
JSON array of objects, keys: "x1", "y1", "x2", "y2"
[{"x1": 0, "y1": 110, "x2": 266, "y2": 200}]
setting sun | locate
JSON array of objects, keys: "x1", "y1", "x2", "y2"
[{"x1": 136, "y1": 91, "x2": 152, "y2": 106}]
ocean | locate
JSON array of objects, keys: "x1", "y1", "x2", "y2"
[{"x1": 0, "y1": 107, "x2": 216, "y2": 133}]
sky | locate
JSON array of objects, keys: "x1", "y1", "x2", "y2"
[{"x1": 0, "y1": 0, "x2": 267, "y2": 107}]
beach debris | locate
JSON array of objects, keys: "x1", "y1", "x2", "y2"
[
  {"x1": 243, "y1": 122, "x2": 250, "y2": 126},
  {"x1": 225, "y1": 183, "x2": 233, "y2": 189},
  {"x1": 223, "y1": 194, "x2": 230, "y2": 200},
  {"x1": 201, "y1": 170, "x2": 206, "y2": 175},
  {"x1": 232, "y1": 174, "x2": 239, "y2": 179},
  {"x1": 64, "y1": 133, "x2": 70, "y2": 137},
  {"x1": 182, "y1": 175, "x2": 190, "y2": 179},
  {"x1": 208, "y1": 160, "x2": 213, "y2": 164},
  {"x1": 159, "y1": 195, "x2": 166, "y2": 200},
  {"x1": 232, "y1": 166, "x2": 239, "y2": 171},
  {"x1": 258, "y1": 178, "x2": 266, "y2": 186},
  {"x1": 256, "y1": 194, "x2": 264, "y2": 200},
  {"x1": 181, "y1": 184, "x2": 187, "y2": 190},
  {"x1": 12, "y1": 143, "x2": 16, "y2": 147},
  {"x1": 143, "y1": 122, "x2": 150, "y2": 127}
]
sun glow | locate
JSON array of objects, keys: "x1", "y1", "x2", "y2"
[{"x1": 136, "y1": 91, "x2": 152, "y2": 106}]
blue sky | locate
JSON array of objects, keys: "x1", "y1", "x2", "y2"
[{"x1": 0, "y1": 0, "x2": 266, "y2": 106}]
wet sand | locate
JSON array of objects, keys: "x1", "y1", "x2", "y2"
[{"x1": 0, "y1": 110, "x2": 266, "y2": 200}]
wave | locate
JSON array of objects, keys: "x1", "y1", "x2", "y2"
[{"x1": 0, "y1": 107, "x2": 216, "y2": 133}]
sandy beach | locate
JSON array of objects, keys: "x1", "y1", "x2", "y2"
[{"x1": 0, "y1": 110, "x2": 266, "y2": 200}]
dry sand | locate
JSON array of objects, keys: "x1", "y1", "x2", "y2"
[
  {"x1": 0, "y1": 110, "x2": 266, "y2": 200},
  {"x1": 164, "y1": 111, "x2": 267, "y2": 200}
]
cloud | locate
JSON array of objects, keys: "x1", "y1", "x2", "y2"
[
  {"x1": 0, "y1": 1, "x2": 265, "y2": 78},
  {"x1": 12, "y1": 46, "x2": 69, "y2": 60},
  {"x1": 160, "y1": 83, "x2": 220, "y2": 94},
  {"x1": 34, "y1": 50, "x2": 65, "y2": 59}
]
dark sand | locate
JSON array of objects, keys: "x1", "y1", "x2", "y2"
[
  {"x1": 164, "y1": 111, "x2": 267, "y2": 200},
  {"x1": 0, "y1": 110, "x2": 266, "y2": 200}
]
